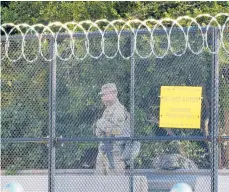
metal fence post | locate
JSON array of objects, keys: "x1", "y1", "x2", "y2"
[
  {"x1": 130, "y1": 33, "x2": 135, "y2": 192},
  {"x1": 211, "y1": 27, "x2": 219, "y2": 192},
  {"x1": 48, "y1": 36, "x2": 57, "y2": 192}
]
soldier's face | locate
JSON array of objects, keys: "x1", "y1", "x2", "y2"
[{"x1": 101, "y1": 92, "x2": 117, "y2": 106}]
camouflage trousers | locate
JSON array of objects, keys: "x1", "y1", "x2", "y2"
[{"x1": 95, "y1": 145, "x2": 125, "y2": 175}]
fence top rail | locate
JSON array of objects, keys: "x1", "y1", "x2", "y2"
[{"x1": 1, "y1": 27, "x2": 221, "y2": 41}]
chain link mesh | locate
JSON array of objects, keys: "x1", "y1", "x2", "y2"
[{"x1": 1, "y1": 14, "x2": 229, "y2": 192}]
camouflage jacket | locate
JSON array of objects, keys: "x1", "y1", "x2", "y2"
[{"x1": 96, "y1": 99, "x2": 130, "y2": 139}]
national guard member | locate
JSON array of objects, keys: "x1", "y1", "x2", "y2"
[{"x1": 95, "y1": 83, "x2": 130, "y2": 175}]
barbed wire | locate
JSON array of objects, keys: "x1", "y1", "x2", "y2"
[{"x1": 1, "y1": 13, "x2": 229, "y2": 62}]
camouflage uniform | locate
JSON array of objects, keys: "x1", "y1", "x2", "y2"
[{"x1": 95, "y1": 84, "x2": 130, "y2": 175}]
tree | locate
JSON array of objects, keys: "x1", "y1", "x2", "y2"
[
  {"x1": 1, "y1": 2, "x2": 229, "y2": 24},
  {"x1": 1, "y1": 1, "x2": 229, "y2": 171},
  {"x1": 1, "y1": 1, "x2": 119, "y2": 24}
]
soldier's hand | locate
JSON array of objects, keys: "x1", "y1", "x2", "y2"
[
  {"x1": 105, "y1": 128, "x2": 111, "y2": 136},
  {"x1": 105, "y1": 128, "x2": 121, "y2": 136},
  {"x1": 111, "y1": 129, "x2": 121, "y2": 136}
]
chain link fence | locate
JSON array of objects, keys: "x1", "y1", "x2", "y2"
[{"x1": 1, "y1": 18, "x2": 229, "y2": 192}]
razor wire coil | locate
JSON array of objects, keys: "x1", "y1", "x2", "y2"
[{"x1": 1, "y1": 13, "x2": 229, "y2": 62}]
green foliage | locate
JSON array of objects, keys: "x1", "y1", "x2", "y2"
[
  {"x1": 1, "y1": 38, "x2": 50, "y2": 171},
  {"x1": 1, "y1": 1, "x2": 229, "y2": 171},
  {"x1": 1, "y1": 2, "x2": 119, "y2": 24},
  {"x1": 1, "y1": 2, "x2": 229, "y2": 24},
  {"x1": 2, "y1": 30, "x2": 216, "y2": 170}
]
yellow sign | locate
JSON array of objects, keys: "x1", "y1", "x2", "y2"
[{"x1": 159, "y1": 86, "x2": 202, "y2": 129}]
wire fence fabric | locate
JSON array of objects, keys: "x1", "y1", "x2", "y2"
[{"x1": 1, "y1": 13, "x2": 229, "y2": 192}]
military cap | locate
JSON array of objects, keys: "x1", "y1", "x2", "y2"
[{"x1": 99, "y1": 83, "x2": 117, "y2": 95}]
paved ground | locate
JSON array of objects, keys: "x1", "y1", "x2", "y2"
[
  {"x1": 1, "y1": 175, "x2": 148, "y2": 192},
  {"x1": 1, "y1": 170, "x2": 229, "y2": 192}
]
